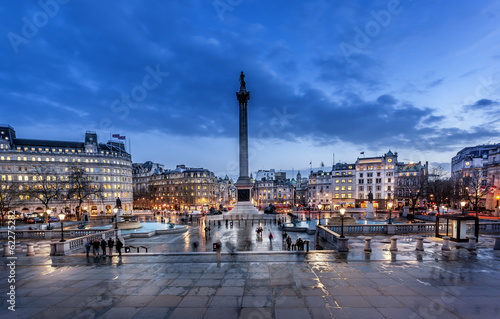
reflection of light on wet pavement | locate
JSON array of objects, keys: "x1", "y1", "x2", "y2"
[{"x1": 121, "y1": 219, "x2": 315, "y2": 254}]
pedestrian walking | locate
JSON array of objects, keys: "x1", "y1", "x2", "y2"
[
  {"x1": 116, "y1": 238, "x2": 123, "y2": 256},
  {"x1": 107, "y1": 238, "x2": 115, "y2": 256},
  {"x1": 216, "y1": 240, "x2": 222, "y2": 267},
  {"x1": 100, "y1": 238, "x2": 107, "y2": 257},
  {"x1": 92, "y1": 239, "x2": 100, "y2": 257},
  {"x1": 85, "y1": 240, "x2": 91, "y2": 257},
  {"x1": 268, "y1": 231, "x2": 274, "y2": 242},
  {"x1": 286, "y1": 235, "x2": 292, "y2": 251}
]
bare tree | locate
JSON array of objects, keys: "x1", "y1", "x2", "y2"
[
  {"x1": 133, "y1": 187, "x2": 152, "y2": 210},
  {"x1": 0, "y1": 179, "x2": 20, "y2": 226},
  {"x1": 461, "y1": 168, "x2": 492, "y2": 217},
  {"x1": 395, "y1": 173, "x2": 428, "y2": 214},
  {"x1": 427, "y1": 165, "x2": 453, "y2": 212},
  {"x1": 66, "y1": 165, "x2": 104, "y2": 221},
  {"x1": 28, "y1": 166, "x2": 66, "y2": 223}
]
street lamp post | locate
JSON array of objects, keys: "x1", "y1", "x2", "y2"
[
  {"x1": 47, "y1": 209, "x2": 52, "y2": 230},
  {"x1": 113, "y1": 207, "x2": 119, "y2": 240},
  {"x1": 388, "y1": 202, "x2": 393, "y2": 224},
  {"x1": 340, "y1": 208, "x2": 345, "y2": 238},
  {"x1": 496, "y1": 195, "x2": 499, "y2": 208},
  {"x1": 58, "y1": 212, "x2": 66, "y2": 242},
  {"x1": 318, "y1": 204, "x2": 323, "y2": 225},
  {"x1": 461, "y1": 201, "x2": 466, "y2": 215}
]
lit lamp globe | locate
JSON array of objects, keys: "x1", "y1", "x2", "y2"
[
  {"x1": 388, "y1": 202, "x2": 393, "y2": 209},
  {"x1": 340, "y1": 208, "x2": 345, "y2": 216}
]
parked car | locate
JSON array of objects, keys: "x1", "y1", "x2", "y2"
[
  {"x1": 26, "y1": 217, "x2": 42, "y2": 223},
  {"x1": 48, "y1": 216, "x2": 59, "y2": 222}
]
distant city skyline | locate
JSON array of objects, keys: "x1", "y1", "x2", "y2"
[{"x1": 2, "y1": 1, "x2": 499, "y2": 178}]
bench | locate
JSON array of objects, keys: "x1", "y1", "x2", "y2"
[{"x1": 124, "y1": 245, "x2": 149, "y2": 253}]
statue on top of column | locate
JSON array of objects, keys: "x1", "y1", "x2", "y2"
[{"x1": 239, "y1": 71, "x2": 246, "y2": 90}]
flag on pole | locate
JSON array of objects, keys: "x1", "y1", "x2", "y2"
[
  {"x1": 118, "y1": 136, "x2": 126, "y2": 140},
  {"x1": 112, "y1": 134, "x2": 120, "y2": 138},
  {"x1": 360, "y1": 151, "x2": 364, "y2": 154}
]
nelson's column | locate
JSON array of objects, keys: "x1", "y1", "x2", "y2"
[{"x1": 230, "y1": 72, "x2": 260, "y2": 216}]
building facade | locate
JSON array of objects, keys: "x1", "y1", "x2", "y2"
[
  {"x1": 308, "y1": 170, "x2": 332, "y2": 210},
  {"x1": 0, "y1": 125, "x2": 133, "y2": 217},
  {"x1": 150, "y1": 165, "x2": 217, "y2": 211},
  {"x1": 132, "y1": 161, "x2": 164, "y2": 209},
  {"x1": 216, "y1": 176, "x2": 237, "y2": 207},
  {"x1": 354, "y1": 151, "x2": 397, "y2": 209},
  {"x1": 331, "y1": 163, "x2": 356, "y2": 209},
  {"x1": 394, "y1": 161, "x2": 429, "y2": 209},
  {"x1": 452, "y1": 144, "x2": 500, "y2": 210}
]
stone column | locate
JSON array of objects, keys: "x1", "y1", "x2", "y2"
[
  {"x1": 415, "y1": 236, "x2": 424, "y2": 251},
  {"x1": 26, "y1": 243, "x2": 35, "y2": 256},
  {"x1": 390, "y1": 237, "x2": 398, "y2": 251},
  {"x1": 235, "y1": 73, "x2": 251, "y2": 186},
  {"x1": 442, "y1": 236, "x2": 451, "y2": 251},
  {"x1": 364, "y1": 237, "x2": 372, "y2": 252},
  {"x1": 3, "y1": 244, "x2": 11, "y2": 257},
  {"x1": 468, "y1": 236, "x2": 477, "y2": 250},
  {"x1": 494, "y1": 236, "x2": 500, "y2": 250}
]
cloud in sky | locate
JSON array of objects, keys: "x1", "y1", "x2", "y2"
[{"x1": 2, "y1": 0, "x2": 500, "y2": 176}]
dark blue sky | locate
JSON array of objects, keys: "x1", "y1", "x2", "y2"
[{"x1": 2, "y1": 0, "x2": 500, "y2": 178}]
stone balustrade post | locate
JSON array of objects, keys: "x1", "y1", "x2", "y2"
[
  {"x1": 468, "y1": 236, "x2": 477, "y2": 250},
  {"x1": 442, "y1": 236, "x2": 451, "y2": 251},
  {"x1": 338, "y1": 237, "x2": 349, "y2": 252},
  {"x1": 390, "y1": 236, "x2": 398, "y2": 251},
  {"x1": 364, "y1": 237, "x2": 372, "y2": 252},
  {"x1": 26, "y1": 243, "x2": 35, "y2": 256},
  {"x1": 415, "y1": 236, "x2": 424, "y2": 251}
]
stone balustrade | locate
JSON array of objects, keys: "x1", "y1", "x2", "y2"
[
  {"x1": 322, "y1": 222, "x2": 500, "y2": 235},
  {"x1": 0, "y1": 228, "x2": 110, "y2": 240},
  {"x1": 50, "y1": 229, "x2": 118, "y2": 256}
]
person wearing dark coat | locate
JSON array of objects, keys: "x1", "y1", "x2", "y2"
[
  {"x1": 116, "y1": 238, "x2": 123, "y2": 256},
  {"x1": 107, "y1": 238, "x2": 115, "y2": 256},
  {"x1": 92, "y1": 239, "x2": 100, "y2": 257},
  {"x1": 100, "y1": 238, "x2": 107, "y2": 256}
]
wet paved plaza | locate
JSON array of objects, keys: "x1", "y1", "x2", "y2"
[{"x1": 1, "y1": 217, "x2": 500, "y2": 318}]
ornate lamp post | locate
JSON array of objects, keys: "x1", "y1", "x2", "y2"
[
  {"x1": 318, "y1": 204, "x2": 323, "y2": 225},
  {"x1": 388, "y1": 202, "x2": 393, "y2": 224},
  {"x1": 39, "y1": 211, "x2": 44, "y2": 227},
  {"x1": 113, "y1": 207, "x2": 119, "y2": 240},
  {"x1": 113, "y1": 208, "x2": 119, "y2": 230},
  {"x1": 58, "y1": 212, "x2": 66, "y2": 242},
  {"x1": 340, "y1": 208, "x2": 345, "y2": 238}
]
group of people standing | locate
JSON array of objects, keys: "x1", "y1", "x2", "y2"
[{"x1": 86, "y1": 237, "x2": 123, "y2": 258}]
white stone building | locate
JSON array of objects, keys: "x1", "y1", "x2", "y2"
[{"x1": 0, "y1": 125, "x2": 133, "y2": 217}]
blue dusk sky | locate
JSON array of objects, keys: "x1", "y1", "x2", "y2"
[{"x1": 1, "y1": 0, "x2": 500, "y2": 178}]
